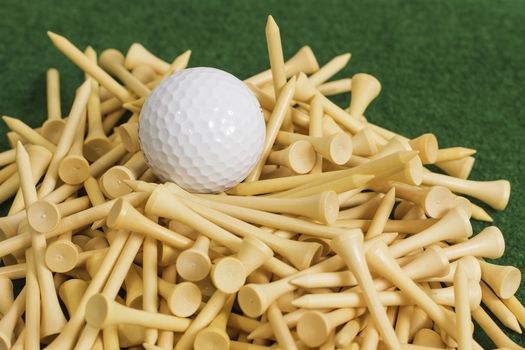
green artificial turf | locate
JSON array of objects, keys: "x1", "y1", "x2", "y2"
[{"x1": 0, "y1": 0, "x2": 524, "y2": 347}]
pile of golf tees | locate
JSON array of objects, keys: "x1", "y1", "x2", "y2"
[{"x1": 0, "y1": 15, "x2": 523, "y2": 350}]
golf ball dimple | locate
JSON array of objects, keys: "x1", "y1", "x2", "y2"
[{"x1": 139, "y1": 67, "x2": 265, "y2": 193}]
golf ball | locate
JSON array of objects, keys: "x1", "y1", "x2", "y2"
[{"x1": 139, "y1": 67, "x2": 265, "y2": 193}]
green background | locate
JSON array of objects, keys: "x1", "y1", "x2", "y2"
[{"x1": 0, "y1": 0, "x2": 524, "y2": 347}]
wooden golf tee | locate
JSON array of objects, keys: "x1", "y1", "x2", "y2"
[
  {"x1": 329, "y1": 229, "x2": 401, "y2": 350},
  {"x1": 435, "y1": 147, "x2": 477, "y2": 163},
  {"x1": 6, "y1": 145, "x2": 53, "y2": 214},
  {"x1": 176, "y1": 234, "x2": 212, "y2": 281},
  {"x1": 2, "y1": 116, "x2": 56, "y2": 152},
  {"x1": 174, "y1": 290, "x2": 229, "y2": 350},
  {"x1": 425, "y1": 256, "x2": 480, "y2": 283},
  {"x1": 99, "y1": 151, "x2": 148, "y2": 198},
  {"x1": 348, "y1": 73, "x2": 381, "y2": 119},
  {"x1": 46, "y1": 67, "x2": 62, "y2": 119},
  {"x1": 265, "y1": 16, "x2": 286, "y2": 96},
  {"x1": 42, "y1": 68, "x2": 66, "y2": 144},
  {"x1": 38, "y1": 80, "x2": 92, "y2": 197},
  {"x1": 408, "y1": 133, "x2": 438, "y2": 164},
  {"x1": 422, "y1": 171, "x2": 511, "y2": 210},
  {"x1": 24, "y1": 250, "x2": 40, "y2": 350},
  {"x1": 309, "y1": 53, "x2": 351, "y2": 86},
  {"x1": 309, "y1": 94, "x2": 324, "y2": 173},
  {"x1": 142, "y1": 234, "x2": 158, "y2": 345},
  {"x1": 388, "y1": 207, "x2": 472, "y2": 258},
  {"x1": 436, "y1": 156, "x2": 475, "y2": 179},
  {"x1": 365, "y1": 187, "x2": 395, "y2": 239},
  {"x1": 502, "y1": 296, "x2": 525, "y2": 330},
  {"x1": 480, "y1": 282, "x2": 521, "y2": 333},
  {"x1": 200, "y1": 190, "x2": 340, "y2": 224},
  {"x1": 442, "y1": 226, "x2": 505, "y2": 261},
  {"x1": 193, "y1": 294, "x2": 235, "y2": 350},
  {"x1": 365, "y1": 241, "x2": 458, "y2": 340},
  {"x1": 268, "y1": 140, "x2": 316, "y2": 174},
  {"x1": 335, "y1": 318, "x2": 362, "y2": 348},
  {"x1": 155, "y1": 267, "x2": 177, "y2": 350},
  {"x1": 27, "y1": 201, "x2": 61, "y2": 235},
  {"x1": 58, "y1": 108, "x2": 90, "y2": 185},
  {"x1": 245, "y1": 76, "x2": 296, "y2": 181},
  {"x1": 385, "y1": 183, "x2": 456, "y2": 219},
  {"x1": 299, "y1": 281, "x2": 481, "y2": 309},
  {"x1": 82, "y1": 176, "x2": 107, "y2": 229},
  {"x1": 272, "y1": 173, "x2": 373, "y2": 199},
  {"x1": 339, "y1": 192, "x2": 384, "y2": 219},
  {"x1": 394, "y1": 305, "x2": 412, "y2": 344},
  {"x1": 0, "y1": 288, "x2": 25, "y2": 350},
  {"x1": 17, "y1": 143, "x2": 67, "y2": 339},
  {"x1": 360, "y1": 322, "x2": 380, "y2": 350},
  {"x1": 230, "y1": 150, "x2": 416, "y2": 195},
  {"x1": 407, "y1": 307, "x2": 433, "y2": 341},
  {"x1": 0, "y1": 277, "x2": 13, "y2": 316},
  {"x1": 99, "y1": 48, "x2": 151, "y2": 97},
  {"x1": 125, "y1": 43, "x2": 170, "y2": 74},
  {"x1": 58, "y1": 279, "x2": 89, "y2": 316},
  {"x1": 122, "y1": 265, "x2": 143, "y2": 308},
  {"x1": 318, "y1": 78, "x2": 352, "y2": 96},
  {"x1": 351, "y1": 128, "x2": 379, "y2": 157},
  {"x1": 106, "y1": 198, "x2": 192, "y2": 250},
  {"x1": 479, "y1": 260, "x2": 521, "y2": 299},
  {"x1": 44, "y1": 230, "x2": 79, "y2": 273},
  {"x1": 118, "y1": 121, "x2": 140, "y2": 153},
  {"x1": 471, "y1": 306, "x2": 525, "y2": 350},
  {"x1": 384, "y1": 152, "x2": 424, "y2": 186},
  {"x1": 266, "y1": 302, "x2": 298, "y2": 350},
  {"x1": 296, "y1": 308, "x2": 358, "y2": 348},
  {"x1": 47, "y1": 32, "x2": 133, "y2": 103},
  {"x1": 211, "y1": 236, "x2": 273, "y2": 293},
  {"x1": 85, "y1": 293, "x2": 190, "y2": 331},
  {"x1": 179, "y1": 195, "x2": 321, "y2": 272},
  {"x1": 158, "y1": 274, "x2": 202, "y2": 318},
  {"x1": 83, "y1": 46, "x2": 112, "y2": 162},
  {"x1": 276, "y1": 131, "x2": 353, "y2": 165},
  {"x1": 245, "y1": 45, "x2": 318, "y2": 86},
  {"x1": 454, "y1": 262, "x2": 472, "y2": 350}
]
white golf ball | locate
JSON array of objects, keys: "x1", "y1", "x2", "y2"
[{"x1": 139, "y1": 67, "x2": 265, "y2": 193}]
